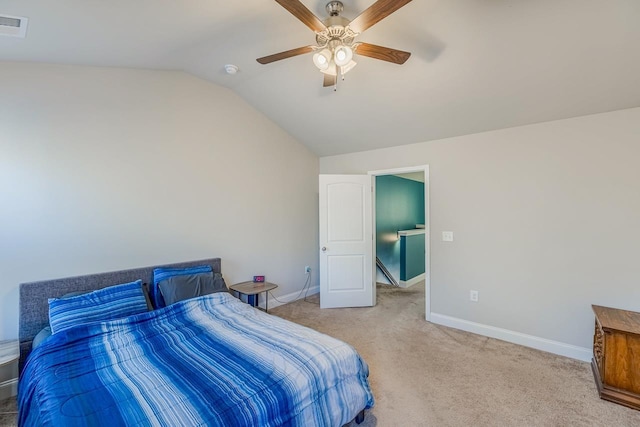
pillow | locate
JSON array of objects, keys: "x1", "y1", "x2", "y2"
[
  {"x1": 152, "y1": 265, "x2": 213, "y2": 308},
  {"x1": 48, "y1": 279, "x2": 148, "y2": 334},
  {"x1": 61, "y1": 291, "x2": 90, "y2": 299},
  {"x1": 32, "y1": 326, "x2": 52, "y2": 349},
  {"x1": 158, "y1": 272, "x2": 229, "y2": 306},
  {"x1": 35, "y1": 291, "x2": 87, "y2": 342}
]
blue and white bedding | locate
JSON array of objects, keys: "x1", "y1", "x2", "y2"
[{"x1": 19, "y1": 292, "x2": 374, "y2": 426}]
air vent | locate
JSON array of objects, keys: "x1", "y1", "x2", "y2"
[{"x1": 0, "y1": 14, "x2": 28, "y2": 38}]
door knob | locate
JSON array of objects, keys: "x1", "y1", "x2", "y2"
[{"x1": 321, "y1": 247, "x2": 327, "y2": 252}]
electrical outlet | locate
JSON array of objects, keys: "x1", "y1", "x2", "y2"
[
  {"x1": 305, "y1": 266, "x2": 311, "y2": 274},
  {"x1": 442, "y1": 231, "x2": 454, "y2": 242},
  {"x1": 470, "y1": 290, "x2": 479, "y2": 302}
]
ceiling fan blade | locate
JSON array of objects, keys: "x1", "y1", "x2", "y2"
[
  {"x1": 257, "y1": 46, "x2": 315, "y2": 64},
  {"x1": 323, "y1": 73, "x2": 337, "y2": 87},
  {"x1": 348, "y1": 0, "x2": 412, "y2": 34},
  {"x1": 275, "y1": 0, "x2": 327, "y2": 33},
  {"x1": 355, "y1": 42, "x2": 411, "y2": 64}
]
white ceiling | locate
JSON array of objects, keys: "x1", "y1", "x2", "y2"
[{"x1": 1, "y1": 0, "x2": 639, "y2": 156}]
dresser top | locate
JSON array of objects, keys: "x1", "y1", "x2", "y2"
[
  {"x1": 592, "y1": 305, "x2": 640, "y2": 336},
  {"x1": 0, "y1": 340, "x2": 19, "y2": 366}
]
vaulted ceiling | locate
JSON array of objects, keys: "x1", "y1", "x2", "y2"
[{"x1": 1, "y1": 0, "x2": 639, "y2": 156}]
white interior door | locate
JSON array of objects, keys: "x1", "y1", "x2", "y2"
[{"x1": 319, "y1": 174, "x2": 374, "y2": 308}]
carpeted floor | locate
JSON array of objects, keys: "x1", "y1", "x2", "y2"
[
  {"x1": 3, "y1": 284, "x2": 640, "y2": 426},
  {"x1": 273, "y1": 283, "x2": 640, "y2": 427},
  {"x1": 0, "y1": 396, "x2": 17, "y2": 427}
]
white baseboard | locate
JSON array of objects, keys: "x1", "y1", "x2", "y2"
[
  {"x1": 260, "y1": 285, "x2": 319, "y2": 310},
  {"x1": 0, "y1": 378, "x2": 17, "y2": 400},
  {"x1": 399, "y1": 273, "x2": 425, "y2": 288},
  {"x1": 430, "y1": 313, "x2": 592, "y2": 362}
]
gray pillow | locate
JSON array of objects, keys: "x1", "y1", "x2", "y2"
[{"x1": 158, "y1": 272, "x2": 229, "y2": 306}]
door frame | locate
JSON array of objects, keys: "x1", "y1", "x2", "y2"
[{"x1": 368, "y1": 165, "x2": 431, "y2": 321}]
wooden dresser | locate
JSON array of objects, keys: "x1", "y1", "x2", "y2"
[{"x1": 591, "y1": 305, "x2": 640, "y2": 410}]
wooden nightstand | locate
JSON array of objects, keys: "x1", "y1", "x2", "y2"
[
  {"x1": 230, "y1": 281, "x2": 278, "y2": 313},
  {"x1": 591, "y1": 305, "x2": 640, "y2": 410}
]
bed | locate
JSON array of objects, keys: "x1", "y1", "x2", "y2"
[{"x1": 18, "y1": 258, "x2": 374, "y2": 426}]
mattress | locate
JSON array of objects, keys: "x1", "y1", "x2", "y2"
[{"x1": 18, "y1": 292, "x2": 374, "y2": 426}]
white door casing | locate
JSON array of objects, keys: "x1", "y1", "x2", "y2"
[{"x1": 319, "y1": 174, "x2": 374, "y2": 309}]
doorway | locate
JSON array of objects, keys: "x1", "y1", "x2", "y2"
[{"x1": 369, "y1": 166, "x2": 430, "y2": 321}]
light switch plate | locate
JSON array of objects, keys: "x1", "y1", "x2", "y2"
[{"x1": 442, "y1": 231, "x2": 454, "y2": 242}]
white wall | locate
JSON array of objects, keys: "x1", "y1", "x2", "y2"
[
  {"x1": 321, "y1": 107, "x2": 640, "y2": 354},
  {"x1": 0, "y1": 62, "x2": 319, "y2": 341}
]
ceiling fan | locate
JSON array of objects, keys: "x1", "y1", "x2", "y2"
[{"x1": 257, "y1": 0, "x2": 413, "y2": 89}]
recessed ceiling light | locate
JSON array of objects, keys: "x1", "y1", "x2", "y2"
[{"x1": 224, "y1": 64, "x2": 239, "y2": 75}]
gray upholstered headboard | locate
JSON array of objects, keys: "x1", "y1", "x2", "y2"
[{"x1": 18, "y1": 258, "x2": 221, "y2": 372}]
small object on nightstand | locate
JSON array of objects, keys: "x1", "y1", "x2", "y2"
[
  {"x1": 253, "y1": 275, "x2": 265, "y2": 283},
  {"x1": 230, "y1": 281, "x2": 278, "y2": 313}
]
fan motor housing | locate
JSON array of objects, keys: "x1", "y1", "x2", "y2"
[
  {"x1": 326, "y1": 1, "x2": 344, "y2": 16},
  {"x1": 323, "y1": 15, "x2": 349, "y2": 28},
  {"x1": 317, "y1": 4, "x2": 355, "y2": 47}
]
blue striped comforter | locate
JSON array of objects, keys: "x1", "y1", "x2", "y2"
[{"x1": 19, "y1": 293, "x2": 374, "y2": 426}]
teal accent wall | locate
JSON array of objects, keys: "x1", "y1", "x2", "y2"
[
  {"x1": 376, "y1": 175, "x2": 425, "y2": 283},
  {"x1": 400, "y1": 233, "x2": 426, "y2": 281}
]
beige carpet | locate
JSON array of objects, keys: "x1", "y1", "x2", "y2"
[
  {"x1": 273, "y1": 283, "x2": 640, "y2": 427},
  {"x1": 0, "y1": 396, "x2": 16, "y2": 427},
  {"x1": 3, "y1": 284, "x2": 639, "y2": 426}
]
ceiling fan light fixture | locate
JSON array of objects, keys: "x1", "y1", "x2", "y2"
[
  {"x1": 313, "y1": 49, "x2": 332, "y2": 70},
  {"x1": 334, "y1": 45, "x2": 353, "y2": 66},
  {"x1": 257, "y1": 0, "x2": 414, "y2": 89},
  {"x1": 340, "y1": 60, "x2": 357, "y2": 75},
  {"x1": 320, "y1": 63, "x2": 338, "y2": 76}
]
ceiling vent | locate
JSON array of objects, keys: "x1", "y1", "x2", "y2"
[{"x1": 0, "y1": 14, "x2": 28, "y2": 38}]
